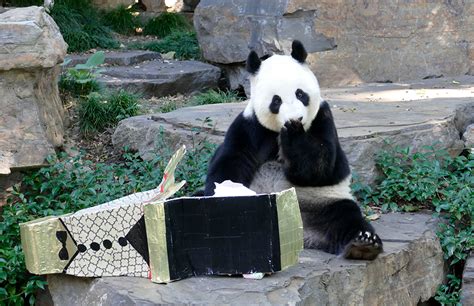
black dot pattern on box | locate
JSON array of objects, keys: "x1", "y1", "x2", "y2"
[{"x1": 103, "y1": 240, "x2": 112, "y2": 249}]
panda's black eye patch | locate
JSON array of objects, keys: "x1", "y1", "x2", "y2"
[
  {"x1": 270, "y1": 95, "x2": 282, "y2": 114},
  {"x1": 296, "y1": 89, "x2": 309, "y2": 106}
]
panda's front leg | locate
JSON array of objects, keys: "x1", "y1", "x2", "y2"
[{"x1": 279, "y1": 119, "x2": 317, "y2": 184}]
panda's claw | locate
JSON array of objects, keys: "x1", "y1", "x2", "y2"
[{"x1": 343, "y1": 231, "x2": 383, "y2": 260}]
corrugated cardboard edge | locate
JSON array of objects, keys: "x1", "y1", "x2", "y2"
[
  {"x1": 144, "y1": 201, "x2": 171, "y2": 283},
  {"x1": 275, "y1": 188, "x2": 304, "y2": 270}
]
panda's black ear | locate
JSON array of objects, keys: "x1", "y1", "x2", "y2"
[
  {"x1": 246, "y1": 51, "x2": 261, "y2": 75},
  {"x1": 291, "y1": 40, "x2": 307, "y2": 63}
]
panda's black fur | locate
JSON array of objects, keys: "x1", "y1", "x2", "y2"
[{"x1": 204, "y1": 41, "x2": 383, "y2": 260}]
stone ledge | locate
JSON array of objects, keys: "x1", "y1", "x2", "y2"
[
  {"x1": 99, "y1": 60, "x2": 221, "y2": 98},
  {"x1": 47, "y1": 213, "x2": 445, "y2": 305},
  {"x1": 113, "y1": 76, "x2": 474, "y2": 183}
]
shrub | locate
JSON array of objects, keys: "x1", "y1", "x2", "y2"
[
  {"x1": 143, "y1": 12, "x2": 191, "y2": 37},
  {"x1": 149, "y1": 90, "x2": 241, "y2": 114},
  {"x1": 190, "y1": 89, "x2": 242, "y2": 106},
  {"x1": 138, "y1": 31, "x2": 200, "y2": 60},
  {"x1": 59, "y1": 51, "x2": 105, "y2": 97},
  {"x1": 79, "y1": 90, "x2": 140, "y2": 136},
  {"x1": 50, "y1": 0, "x2": 118, "y2": 52},
  {"x1": 352, "y1": 146, "x2": 473, "y2": 304},
  {"x1": 0, "y1": 136, "x2": 215, "y2": 304},
  {"x1": 102, "y1": 5, "x2": 141, "y2": 35}
]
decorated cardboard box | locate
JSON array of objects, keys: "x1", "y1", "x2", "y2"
[
  {"x1": 20, "y1": 146, "x2": 186, "y2": 277},
  {"x1": 145, "y1": 187, "x2": 303, "y2": 283},
  {"x1": 20, "y1": 147, "x2": 304, "y2": 282}
]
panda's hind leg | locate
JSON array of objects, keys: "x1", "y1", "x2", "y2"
[
  {"x1": 302, "y1": 199, "x2": 383, "y2": 260},
  {"x1": 343, "y1": 230, "x2": 383, "y2": 260}
]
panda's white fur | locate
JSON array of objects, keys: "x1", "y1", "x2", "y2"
[
  {"x1": 249, "y1": 161, "x2": 354, "y2": 211},
  {"x1": 204, "y1": 41, "x2": 383, "y2": 259},
  {"x1": 243, "y1": 55, "x2": 322, "y2": 132},
  {"x1": 244, "y1": 54, "x2": 352, "y2": 208}
]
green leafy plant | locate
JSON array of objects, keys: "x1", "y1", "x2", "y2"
[
  {"x1": 150, "y1": 89, "x2": 242, "y2": 114},
  {"x1": 50, "y1": 0, "x2": 118, "y2": 52},
  {"x1": 352, "y1": 146, "x2": 473, "y2": 305},
  {"x1": 59, "y1": 51, "x2": 105, "y2": 97},
  {"x1": 137, "y1": 31, "x2": 200, "y2": 60},
  {"x1": 190, "y1": 89, "x2": 243, "y2": 106},
  {"x1": 0, "y1": 134, "x2": 215, "y2": 304},
  {"x1": 102, "y1": 5, "x2": 141, "y2": 35},
  {"x1": 156, "y1": 99, "x2": 181, "y2": 113},
  {"x1": 79, "y1": 90, "x2": 140, "y2": 136},
  {"x1": 143, "y1": 12, "x2": 191, "y2": 37}
]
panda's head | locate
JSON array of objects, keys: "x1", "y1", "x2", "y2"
[{"x1": 243, "y1": 41, "x2": 322, "y2": 132}]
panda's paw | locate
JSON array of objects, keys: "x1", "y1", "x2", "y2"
[
  {"x1": 343, "y1": 230, "x2": 383, "y2": 260},
  {"x1": 282, "y1": 119, "x2": 305, "y2": 137}
]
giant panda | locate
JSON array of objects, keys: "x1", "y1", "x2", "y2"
[{"x1": 204, "y1": 41, "x2": 383, "y2": 260}]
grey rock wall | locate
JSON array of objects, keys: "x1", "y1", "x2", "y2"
[
  {"x1": 194, "y1": 0, "x2": 474, "y2": 89},
  {"x1": 194, "y1": 0, "x2": 335, "y2": 65}
]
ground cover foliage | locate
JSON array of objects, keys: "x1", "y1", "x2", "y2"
[
  {"x1": 352, "y1": 146, "x2": 473, "y2": 305},
  {"x1": 59, "y1": 51, "x2": 140, "y2": 137},
  {"x1": 102, "y1": 4, "x2": 140, "y2": 35},
  {"x1": 154, "y1": 89, "x2": 242, "y2": 113},
  {"x1": 0, "y1": 132, "x2": 216, "y2": 305},
  {"x1": 134, "y1": 31, "x2": 201, "y2": 60},
  {"x1": 143, "y1": 12, "x2": 191, "y2": 37}
]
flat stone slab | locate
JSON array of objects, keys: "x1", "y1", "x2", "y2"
[
  {"x1": 99, "y1": 60, "x2": 220, "y2": 98},
  {"x1": 47, "y1": 213, "x2": 445, "y2": 305},
  {"x1": 65, "y1": 51, "x2": 162, "y2": 67},
  {"x1": 113, "y1": 76, "x2": 474, "y2": 183}
]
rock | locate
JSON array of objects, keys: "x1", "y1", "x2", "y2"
[
  {"x1": 92, "y1": 0, "x2": 135, "y2": 10},
  {"x1": 455, "y1": 103, "x2": 474, "y2": 136},
  {"x1": 463, "y1": 124, "x2": 474, "y2": 149},
  {"x1": 194, "y1": 0, "x2": 336, "y2": 64},
  {"x1": 0, "y1": 171, "x2": 22, "y2": 207},
  {"x1": 0, "y1": 6, "x2": 67, "y2": 70},
  {"x1": 461, "y1": 254, "x2": 474, "y2": 305},
  {"x1": 112, "y1": 117, "x2": 222, "y2": 160},
  {"x1": 113, "y1": 76, "x2": 473, "y2": 184},
  {"x1": 221, "y1": 64, "x2": 251, "y2": 96},
  {"x1": 0, "y1": 7, "x2": 67, "y2": 174},
  {"x1": 194, "y1": 1, "x2": 474, "y2": 88},
  {"x1": 47, "y1": 213, "x2": 445, "y2": 305},
  {"x1": 99, "y1": 60, "x2": 220, "y2": 98},
  {"x1": 141, "y1": 0, "x2": 200, "y2": 12},
  {"x1": 141, "y1": 0, "x2": 166, "y2": 13},
  {"x1": 65, "y1": 51, "x2": 162, "y2": 67}
]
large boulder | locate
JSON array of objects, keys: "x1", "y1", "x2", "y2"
[
  {"x1": 0, "y1": 7, "x2": 67, "y2": 174},
  {"x1": 194, "y1": 0, "x2": 335, "y2": 65},
  {"x1": 194, "y1": 1, "x2": 474, "y2": 89},
  {"x1": 47, "y1": 213, "x2": 446, "y2": 305}
]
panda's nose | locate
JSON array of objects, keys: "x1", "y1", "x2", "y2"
[{"x1": 298, "y1": 117, "x2": 303, "y2": 122}]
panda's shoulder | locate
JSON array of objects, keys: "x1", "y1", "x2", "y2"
[
  {"x1": 318, "y1": 100, "x2": 333, "y2": 117},
  {"x1": 225, "y1": 112, "x2": 273, "y2": 142}
]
